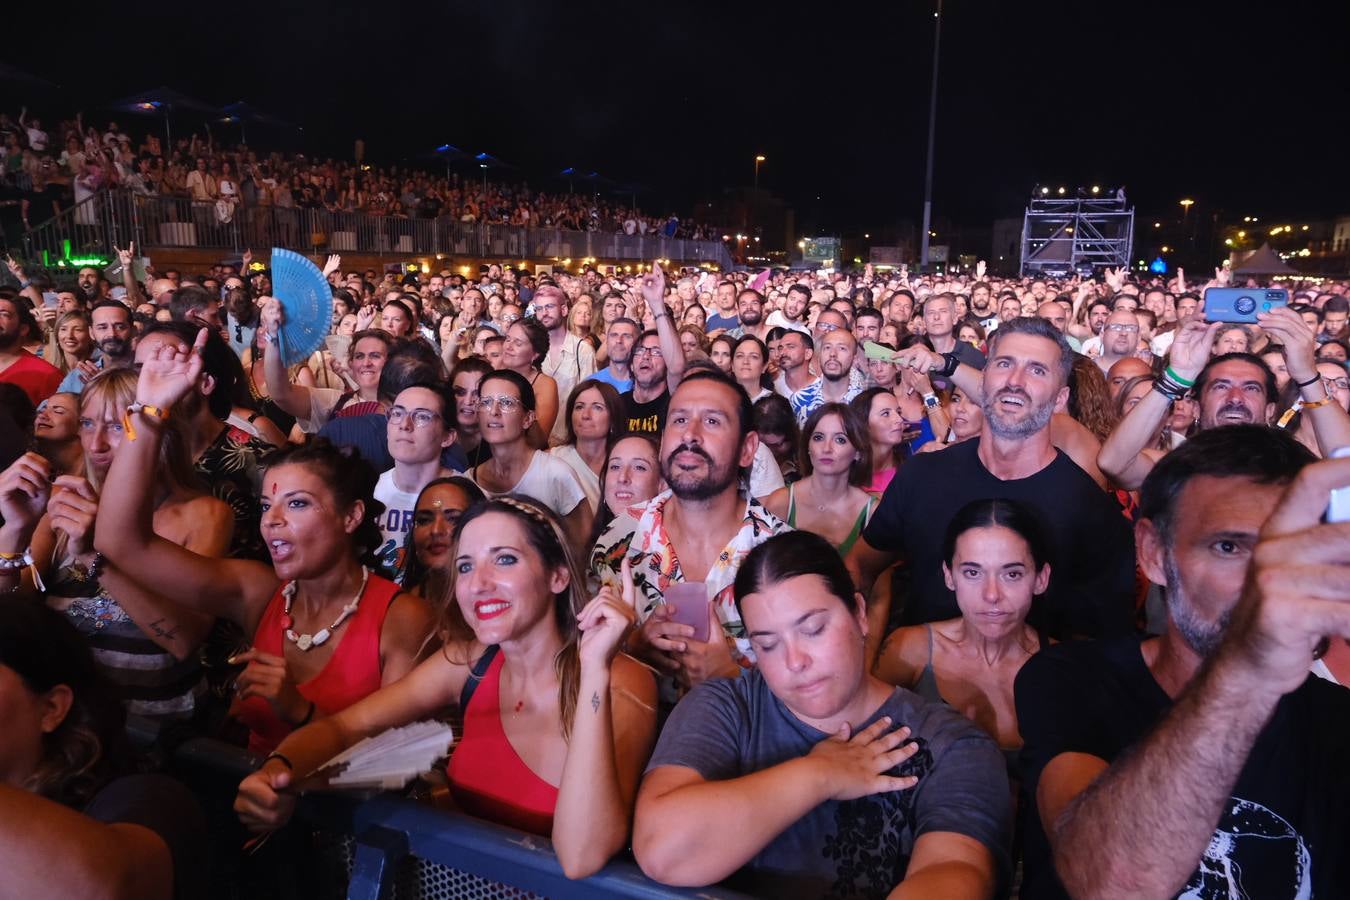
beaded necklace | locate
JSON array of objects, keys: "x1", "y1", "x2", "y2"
[{"x1": 281, "y1": 566, "x2": 370, "y2": 651}]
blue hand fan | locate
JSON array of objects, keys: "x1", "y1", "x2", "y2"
[{"x1": 270, "y1": 248, "x2": 333, "y2": 368}]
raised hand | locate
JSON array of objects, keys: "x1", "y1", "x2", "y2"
[
  {"x1": 976, "y1": 259, "x2": 986, "y2": 279},
  {"x1": 1214, "y1": 266, "x2": 1232, "y2": 287},
  {"x1": 1257, "y1": 306, "x2": 1318, "y2": 385},
  {"x1": 135, "y1": 326, "x2": 207, "y2": 410},
  {"x1": 47, "y1": 476, "x2": 99, "y2": 558},
  {"x1": 322, "y1": 254, "x2": 342, "y2": 278},
  {"x1": 355, "y1": 304, "x2": 378, "y2": 332},
  {"x1": 241, "y1": 248, "x2": 253, "y2": 271},
  {"x1": 259, "y1": 296, "x2": 283, "y2": 341},
  {"x1": 641, "y1": 262, "x2": 669, "y2": 318},
  {"x1": 1168, "y1": 318, "x2": 1222, "y2": 382},
  {"x1": 894, "y1": 344, "x2": 943, "y2": 374},
  {"x1": 115, "y1": 242, "x2": 135, "y2": 271},
  {"x1": 231, "y1": 648, "x2": 311, "y2": 724},
  {"x1": 0, "y1": 452, "x2": 52, "y2": 536},
  {"x1": 1176, "y1": 267, "x2": 1186, "y2": 294},
  {"x1": 578, "y1": 557, "x2": 639, "y2": 671},
  {"x1": 807, "y1": 716, "x2": 920, "y2": 801},
  {"x1": 75, "y1": 359, "x2": 101, "y2": 384},
  {"x1": 630, "y1": 601, "x2": 690, "y2": 674}
]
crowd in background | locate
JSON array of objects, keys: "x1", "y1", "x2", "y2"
[{"x1": 0, "y1": 238, "x2": 1349, "y2": 900}]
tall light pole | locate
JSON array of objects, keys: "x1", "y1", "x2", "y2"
[
  {"x1": 918, "y1": 0, "x2": 943, "y2": 272},
  {"x1": 754, "y1": 155, "x2": 765, "y2": 188},
  {"x1": 1180, "y1": 198, "x2": 1195, "y2": 259}
]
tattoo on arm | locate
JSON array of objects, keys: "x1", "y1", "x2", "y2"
[
  {"x1": 146, "y1": 617, "x2": 179, "y2": 641},
  {"x1": 591, "y1": 690, "x2": 601, "y2": 714}
]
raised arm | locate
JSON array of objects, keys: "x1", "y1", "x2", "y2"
[
  {"x1": 1098, "y1": 319, "x2": 1217, "y2": 490},
  {"x1": 94, "y1": 328, "x2": 275, "y2": 627},
  {"x1": 115, "y1": 244, "x2": 144, "y2": 307},
  {"x1": 256, "y1": 297, "x2": 318, "y2": 421},
  {"x1": 641, "y1": 263, "x2": 685, "y2": 390},
  {"x1": 553, "y1": 561, "x2": 658, "y2": 877},
  {"x1": 1259, "y1": 306, "x2": 1350, "y2": 455}
]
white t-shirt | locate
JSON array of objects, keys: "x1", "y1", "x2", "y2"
[
  {"x1": 471, "y1": 451, "x2": 586, "y2": 518},
  {"x1": 549, "y1": 445, "x2": 601, "y2": 513},
  {"x1": 373, "y1": 469, "x2": 421, "y2": 576},
  {"x1": 749, "y1": 442, "x2": 785, "y2": 500}
]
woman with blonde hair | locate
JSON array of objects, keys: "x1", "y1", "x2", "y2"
[{"x1": 43, "y1": 311, "x2": 94, "y2": 377}]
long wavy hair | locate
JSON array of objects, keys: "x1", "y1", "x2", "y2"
[
  {"x1": 438, "y1": 495, "x2": 587, "y2": 738},
  {"x1": 0, "y1": 603, "x2": 125, "y2": 808}
]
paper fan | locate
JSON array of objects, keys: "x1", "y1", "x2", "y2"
[
  {"x1": 270, "y1": 248, "x2": 333, "y2": 367},
  {"x1": 304, "y1": 720, "x2": 455, "y2": 792}
]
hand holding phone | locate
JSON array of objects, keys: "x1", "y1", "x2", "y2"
[
  {"x1": 1204, "y1": 288, "x2": 1288, "y2": 324},
  {"x1": 664, "y1": 582, "x2": 711, "y2": 643}
]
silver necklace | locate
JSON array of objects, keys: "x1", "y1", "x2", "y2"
[{"x1": 281, "y1": 566, "x2": 370, "y2": 651}]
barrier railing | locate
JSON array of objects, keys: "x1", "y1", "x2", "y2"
[
  {"x1": 15, "y1": 189, "x2": 736, "y2": 270},
  {"x1": 165, "y1": 735, "x2": 753, "y2": 900}
]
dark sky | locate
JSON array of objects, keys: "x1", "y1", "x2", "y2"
[{"x1": 7, "y1": 0, "x2": 1349, "y2": 232}]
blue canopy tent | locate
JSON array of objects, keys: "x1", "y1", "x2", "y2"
[
  {"x1": 105, "y1": 86, "x2": 218, "y2": 148},
  {"x1": 472, "y1": 152, "x2": 511, "y2": 191}
]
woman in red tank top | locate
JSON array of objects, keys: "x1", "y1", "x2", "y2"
[
  {"x1": 96, "y1": 340, "x2": 434, "y2": 754},
  {"x1": 235, "y1": 496, "x2": 658, "y2": 880}
]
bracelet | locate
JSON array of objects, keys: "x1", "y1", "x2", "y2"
[
  {"x1": 1276, "y1": 396, "x2": 1335, "y2": 428},
  {"x1": 0, "y1": 550, "x2": 34, "y2": 572},
  {"x1": 86, "y1": 552, "x2": 106, "y2": 581},
  {"x1": 1293, "y1": 374, "x2": 1321, "y2": 389},
  {"x1": 1164, "y1": 366, "x2": 1195, "y2": 388},
  {"x1": 263, "y1": 752, "x2": 294, "y2": 771},
  {"x1": 122, "y1": 402, "x2": 169, "y2": 442},
  {"x1": 296, "y1": 700, "x2": 316, "y2": 727},
  {"x1": 1152, "y1": 378, "x2": 1187, "y2": 402}
]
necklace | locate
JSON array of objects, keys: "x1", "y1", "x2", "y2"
[{"x1": 280, "y1": 566, "x2": 370, "y2": 651}]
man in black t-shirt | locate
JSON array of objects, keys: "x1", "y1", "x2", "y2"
[
  {"x1": 622, "y1": 265, "x2": 686, "y2": 434},
  {"x1": 847, "y1": 317, "x2": 1136, "y2": 649},
  {"x1": 1015, "y1": 427, "x2": 1350, "y2": 899}
]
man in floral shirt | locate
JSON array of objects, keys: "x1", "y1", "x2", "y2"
[{"x1": 592, "y1": 369, "x2": 790, "y2": 692}]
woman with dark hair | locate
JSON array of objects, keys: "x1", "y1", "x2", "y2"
[
  {"x1": 681, "y1": 302, "x2": 706, "y2": 331},
  {"x1": 469, "y1": 369, "x2": 593, "y2": 558},
  {"x1": 588, "y1": 432, "x2": 663, "y2": 553},
  {"x1": 851, "y1": 387, "x2": 907, "y2": 495},
  {"x1": 449, "y1": 357, "x2": 493, "y2": 468},
  {"x1": 240, "y1": 317, "x2": 316, "y2": 438},
  {"x1": 0, "y1": 603, "x2": 207, "y2": 899},
  {"x1": 379, "y1": 298, "x2": 415, "y2": 339},
  {"x1": 762, "y1": 403, "x2": 874, "y2": 556},
  {"x1": 94, "y1": 334, "x2": 434, "y2": 754},
  {"x1": 500, "y1": 317, "x2": 559, "y2": 446},
  {"x1": 551, "y1": 379, "x2": 624, "y2": 514},
  {"x1": 398, "y1": 476, "x2": 486, "y2": 598},
  {"x1": 708, "y1": 333, "x2": 735, "y2": 374},
  {"x1": 731, "y1": 335, "x2": 771, "y2": 402},
  {"x1": 875, "y1": 498, "x2": 1052, "y2": 755},
  {"x1": 677, "y1": 325, "x2": 709, "y2": 360},
  {"x1": 235, "y1": 496, "x2": 658, "y2": 879},
  {"x1": 752, "y1": 393, "x2": 801, "y2": 484},
  {"x1": 1, "y1": 369, "x2": 233, "y2": 725}
]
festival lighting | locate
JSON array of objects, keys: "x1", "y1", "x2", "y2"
[
  {"x1": 1057, "y1": 187, "x2": 1066, "y2": 195},
  {"x1": 1179, "y1": 199, "x2": 1194, "y2": 208},
  {"x1": 1040, "y1": 187, "x2": 1049, "y2": 195}
]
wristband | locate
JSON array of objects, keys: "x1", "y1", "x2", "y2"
[
  {"x1": 122, "y1": 403, "x2": 169, "y2": 442},
  {"x1": 263, "y1": 752, "x2": 294, "y2": 771},
  {"x1": 296, "y1": 700, "x2": 316, "y2": 727},
  {"x1": 1164, "y1": 366, "x2": 1195, "y2": 388},
  {"x1": 1276, "y1": 396, "x2": 1335, "y2": 429},
  {"x1": 938, "y1": 352, "x2": 960, "y2": 378},
  {"x1": 1152, "y1": 378, "x2": 1186, "y2": 402},
  {"x1": 1293, "y1": 374, "x2": 1321, "y2": 389}
]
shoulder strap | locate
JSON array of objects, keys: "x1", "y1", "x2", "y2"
[
  {"x1": 786, "y1": 483, "x2": 797, "y2": 527},
  {"x1": 458, "y1": 644, "x2": 500, "y2": 712},
  {"x1": 327, "y1": 390, "x2": 355, "y2": 419},
  {"x1": 925, "y1": 624, "x2": 935, "y2": 667}
]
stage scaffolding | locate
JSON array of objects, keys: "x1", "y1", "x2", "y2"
[{"x1": 1020, "y1": 193, "x2": 1134, "y2": 276}]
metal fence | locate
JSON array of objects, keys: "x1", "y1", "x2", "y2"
[{"x1": 15, "y1": 189, "x2": 735, "y2": 269}]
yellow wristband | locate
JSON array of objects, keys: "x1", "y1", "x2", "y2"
[{"x1": 122, "y1": 403, "x2": 169, "y2": 442}]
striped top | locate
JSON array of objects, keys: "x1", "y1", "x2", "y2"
[{"x1": 48, "y1": 552, "x2": 203, "y2": 722}]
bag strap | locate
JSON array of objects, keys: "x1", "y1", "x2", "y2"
[{"x1": 458, "y1": 644, "x2": 500, "y2": 711}]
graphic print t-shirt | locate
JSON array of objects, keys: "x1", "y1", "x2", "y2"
[
  {"x1": 1015, "y1": 637, "x2": 1350, "y2": 899},
  {"x1": 373, "y1": 469, "x2": 419, "y2": 577},
  {"x1": 647, "y1": 670, "x2": 1011, "y2": 899}
]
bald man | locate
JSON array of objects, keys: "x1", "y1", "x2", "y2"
[{"x1": 1105, "y1": 356, "x2": 1154, "y2": 400}]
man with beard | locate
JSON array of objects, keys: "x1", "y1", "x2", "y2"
[
  {"x1": 621, "y1": 265, "x2": 685, "y2": 435},
  {"x1": 765, "y1": 283, "x2": 810, "y2": 330},
  {"x1": 167, "y1": 285, "x2": 223, "y2": 333},
  {"x1": 75, "y1": 266, "x2": 105, "y2": 305},
  {"x1": 591, "y1": 317, "x2": 640, "y2": 393},
  {"x1": 0, "y1": 297, "x2": 62, "y2": 405},
  {"x1": 56, "y1": 301, "x2": 136, "y2": 394},
  {"x1": 1015, "y1": 427, "x2": 1350, "y2": 899},
  {"x1": 729, "y1": 289, "x2": 770, "y2": 342},
  {"x1": 592, "y1": 368, "x2": 790, "y2": 692},
  {"x1": 1099, "y1": 309, "x2": 1350, "y2": 490},
  {"x1": 1092, "y1": 308, "x2": 1146, "y2": 375},
  {"x1": 222, "y1": 277, "x2": 258, "y2": 357},
  {"x1": 847, "y1": 317, "x2": 1136, "y2": 653}
]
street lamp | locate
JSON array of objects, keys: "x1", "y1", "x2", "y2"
[
  {"x1": 1179, "y1": 198, "x2": 1194, "y2": 220},
  {"x1": 754, "y1": 155, "x2": 766, "y2": 188}
]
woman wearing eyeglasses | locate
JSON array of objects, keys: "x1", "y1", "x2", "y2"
[{"x1": 468, "y1": 370, "x2": 593, "y2": 559}]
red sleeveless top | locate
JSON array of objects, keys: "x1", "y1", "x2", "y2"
[
  {"x1": 234, "y1": 573, "x2": 399, "y2": 755},
  {"x1": 447, "y1": 651, "x2": 559, "y2": 836}
]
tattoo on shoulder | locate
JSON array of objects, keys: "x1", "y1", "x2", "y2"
[{"x1": 591, "y1": 690, "x2": 601, "y2": 714}]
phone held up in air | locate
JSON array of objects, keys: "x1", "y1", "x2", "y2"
[
  {"x1": 1203, "y1": 287, "x2": 1288, "y2": 324},
  {"x1": 1327, "y1": 447, "x2": 1350, "y2": 524},
  {"x1": 664, "y1": 582, "x2": 711, "y2": 644}
]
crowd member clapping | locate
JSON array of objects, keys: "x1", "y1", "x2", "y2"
[
  {"x1": 234, "y1": 496, "x2": 657, "y2": 878},
  {"x1": 94, "y1": 330, "x2": 434, "y2": 754}
]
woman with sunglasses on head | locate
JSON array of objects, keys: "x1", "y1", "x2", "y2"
[
  {"x1": 235, "y1": 496, "x2": 658, "y2": 879},
  {"x1": 94, "y1": 332, "x2": 435, "y2": 754},
  {"x1": 469, "y1": 370, "x2": 593, "y2": 559},
  {"x1": 499, "y1": 317, "x2": 559, "y2": 448}
]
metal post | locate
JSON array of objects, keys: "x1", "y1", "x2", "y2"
[{"x1": 918, "y1": 0, "x2": 942, "y2": 272}]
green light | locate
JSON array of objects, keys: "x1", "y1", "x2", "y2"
[{"x1": 66, "y1": 256, "x2": 110, "y2": 266}]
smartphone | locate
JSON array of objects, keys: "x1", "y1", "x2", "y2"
[
  {"x1": 42, "y1": 291, "x2": 60, "y2": 308},
  {"x1": 664, "y1": 582, "x2": 711, "y2": 644},
  {"x1": 1203, "y1": 288, "x2": 1288, "y2": 324},
  {"x1": 1328, "y1": 447, "x2": 1350, "y2": 523}
]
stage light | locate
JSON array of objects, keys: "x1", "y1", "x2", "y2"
[
  {"x1": 1243, "y1": 216, "x2": 1251, "y2": 222},
  {"x1": 1302, "y1": 225, "x2": 1310, "y2": 231},
  {"x1": 1091, "y1": 185, "x2": 1100, "y2": 194},
  {"x1": 864, "y1": 233, "x2": 870, "y2": 239},
  {"x1": 1154, "y1": 222, "x2": 1161, "y2": 228}
]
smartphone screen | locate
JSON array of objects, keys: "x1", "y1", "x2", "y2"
[{"x1": 664, "y1": 582, "x2": 711, "y2": 643}]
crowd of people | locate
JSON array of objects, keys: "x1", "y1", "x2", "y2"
[
  {"x1": 1, "y1": 243, "x2": 1349, "y2": 899},
  {"x1": 0, "y1": 105, "x2": 721, "y2": 249}
]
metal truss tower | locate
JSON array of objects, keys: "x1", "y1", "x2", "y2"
[{"x1": 1020, "y1": 192, "x2": 1134, "y2": 276}]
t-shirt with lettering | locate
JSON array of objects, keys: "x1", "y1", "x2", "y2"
[
  {"x1": 862, "y1": 437, "x2": 1135, "y2": 639},
  {"x1": 647, "y1": 668, "x2": 1011, "y2": 899},
  {"x1": 1015, "y1": 637, "x2": 1350, "y2": 900},
  {"x1": 622, "y1": 389, "x2": 669, "y2": 435},
  {"x1": 373, "y1": 468, "x2": 420, "y2": 577}
]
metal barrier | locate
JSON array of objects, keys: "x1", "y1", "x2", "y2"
[
  {"x1": 165, "y1": 735, "x2": 753, "y2": 900},
  {"x1": 14, "y1": 189, "x2": 736, "y2": 270}
]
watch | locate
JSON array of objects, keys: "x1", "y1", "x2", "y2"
[
  {"x1": 922, "y1": 392, "x2": 940, "y2": 410},
  {"x1": 938, "y1": 351, "x2": 960, "y2": 378}
]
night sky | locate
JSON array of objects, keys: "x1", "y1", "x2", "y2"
[{"x1": 7, "y1": 0, "x2": 1349, "y2": 232}]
